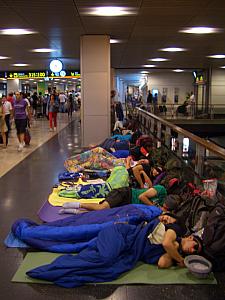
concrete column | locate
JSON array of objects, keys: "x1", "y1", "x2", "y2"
[
  {"x1": 80, "y1": 35, "x2": 110, "y2": 147},
  {"x1": 7, "y1": 79, "x2": 20, "y2": 93},
  {"x1": 111, "y1": 68, "x2": 116, "y2": 92}
]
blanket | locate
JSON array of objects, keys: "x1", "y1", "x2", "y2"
[
  {"x1": 27, "y1": 219, "x2": 164, "y2": 287},
  {"x1": 11, "y1": 205, "x2": 161, "y2": 253}
]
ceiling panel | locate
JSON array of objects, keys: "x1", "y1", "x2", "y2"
[{"x1": 0, "y1": 0, "x2": 224, "y2": 72}]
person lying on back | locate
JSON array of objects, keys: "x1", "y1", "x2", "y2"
[{"x1": 59, "y1": 185, "x2": 167, "y2": 214}]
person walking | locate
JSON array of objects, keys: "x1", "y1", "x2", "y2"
[
  {"x1": 48, "y1": 94, "x2": 59, "y2": 131},
  {"x1": 13, "y1": 92, "x2": 31, "y2": 151}
]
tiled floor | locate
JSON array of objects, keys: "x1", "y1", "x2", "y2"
[{"x1": 0, "y1": 113, "x2": 77, "y2": 178}]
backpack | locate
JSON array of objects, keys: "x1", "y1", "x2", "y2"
[
  {"x1": 136, "y1": 135, "x2": 152, "y2": 147},
  {"x1": 202, "y1": 200, "x2": 225, "y2": 271}
]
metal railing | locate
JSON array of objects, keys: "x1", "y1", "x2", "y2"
[
  {"x1": 135, "y1": 108, "x2": 225, "y2": 191},
  {"x1": 132, "y1": 103, "x2": 225, "y2": 119}
]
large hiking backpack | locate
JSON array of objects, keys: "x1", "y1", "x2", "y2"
[
  {"x1": 169, "y1": 181, "x2": 216, "y2": 234},
  {"x1": 202, "y1": 200, "x2": 225, "y2": 271}
]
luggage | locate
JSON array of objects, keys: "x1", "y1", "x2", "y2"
[{"x1": 24, "y1": 128, "x2": 31, "y2": 145}]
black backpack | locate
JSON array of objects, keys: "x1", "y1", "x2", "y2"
[{"x1": 202, "y1": 200, "x2": 225, "y2": 271}]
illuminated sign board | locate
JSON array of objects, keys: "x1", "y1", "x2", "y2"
[
  {"x1": 6, "y1": 70, "x2": 80, "y2": 79},
  {"x1": 48, "y1": 70, "x2": 80, "y2": 78}
]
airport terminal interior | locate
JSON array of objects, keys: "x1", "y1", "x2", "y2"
[{"x1": 1, "y1": 1, "x2": 225, "y2": 300}]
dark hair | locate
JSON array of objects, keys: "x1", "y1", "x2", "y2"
[{"x1": 192, "y1": 236, "x2": 203, "y2": 254}]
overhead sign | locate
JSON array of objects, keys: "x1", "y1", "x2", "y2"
[
  {"x1": 6, "y1": 70, "x2": 80, "y2": 79},
  {"x1": 7, "y1": 71, "x2": 46, "y2": 79},
  {"x1": 48, "y1": 70, "x2": 80, "y2": 78}
]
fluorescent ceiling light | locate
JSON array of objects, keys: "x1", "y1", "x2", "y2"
[
  {"x1": 12, "y1": 63, "x2": 30, "y2": 67},
  {"x1": 220, "y1": 66, "x2": 225, "y2": 69},
  {"x1": 89, "y1": 6, "x2": 136, "y2": 16},
  {"x1": 31, "y1": 48, "x2": 56, "y2": 53},
  {"x1": 173, "y1": 69, "x2": 184, "y2": 72},
  {"x1": 0, "y1": 28, "x2": 37, "y2": 35},
  {"x1": 143, "y1": 64, "x2": 156, "y2": 68},
  {"x1": 110, "y1": 39, "x2": 122, "y2": 44},
  {"x1": 207, "y1": 54, "x2": 225, "y2": 59},
  {"x1": 140, "y1": 71, "x2": 149, "y2": 74},
  {"x1": 29, "y1": 79, "x2": 34, "y2": 81},
  {"x1": 0, "y1": 56, "x2": 10, "y2": 59},
  {"x1": 149, "y1": 58, "x2": 169, "y2": 62},
  {"x1": 179, "y1": 26, "x2": 221, "y2": 34},
  {"x1": 160, "y1": 47, "x2": 187, "y2": 52}
]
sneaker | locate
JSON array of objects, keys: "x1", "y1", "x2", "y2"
[
  {"x1": 53, "y1": 127, "x2": 57, "y2": 131},
  {"x1": 17, "y1": 144, "x2": 23, "y2": 152},
  {"x1": 49, "y1": 128, "x2": 53, "y2": 132}
]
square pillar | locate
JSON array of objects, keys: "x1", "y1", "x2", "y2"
[{"x1": 80, "y1": 35, "x2": 111, "y2": 147}]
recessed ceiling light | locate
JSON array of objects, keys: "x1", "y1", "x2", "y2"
[
  {"x1": 207, "y1": 54, "x2": 225, "y2": 59},
  {"x1": 173, "y1": 69, "x2": 184, "y2": 72},
  {"x1": 0, "y1": 28, "x2": 37, "y2": 35},
  {"x1": 140, "y1": 71, "x2": 149, "y2": 74},
  {"x1": 88, "y1": 6, "x2": 136, "y2": 16},
  {"x1": 0, "y1": 56, "x2": 10, "y2": 59},
  {"x1": 159, "y1": 47, "x2": 187, "y2": 52},
  {"x1": 110, "y1": 39, "x2": 123, "y2": 44},
  {"x1": 143, "y1": 64, "x2": 156, "y2": 68},
  {"x1": 220, "y1": 66, "x2": 225, "y2": 69},
  {"x1": 179, "y1": 26, "x2": 221, "y2": 34},
  {"x1": 149, "y1": 58, "x2": 169, "y2": 62},
  {"x1": 33, "y1": 82, "x2": 37, "y2": 84},
  {"x1": 12, "y1": 63, "x2": 30, "y2": 67},
  {"x1": 31, "y1": 48, "x2": 57, "y2": 53},
  {"x1": 29, "y1": 79, "x2": 34, "y2": 81},
  {"x1": 39, "y1": 80, "x2": 44, "y2": 82}
]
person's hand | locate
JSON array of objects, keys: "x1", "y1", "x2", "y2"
[{"x1": 177, "y1": 259, "x2": 185, "y2": 268}]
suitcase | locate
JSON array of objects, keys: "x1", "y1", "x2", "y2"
[{"x1": 24, "y1": 128, "x2": 31, "y2": 145}]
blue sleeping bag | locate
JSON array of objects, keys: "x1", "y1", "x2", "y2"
[
  {"x1": 27, "y1": 219, "x2": 165, "y2": 288},
  {"x1": 12, "y1": 205, "x2": 161, "y2": 253},
  {"x1": 58, "y1": 172, "x2": 82, "y2": 181}
]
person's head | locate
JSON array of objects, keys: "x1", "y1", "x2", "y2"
[
  {"x1": 8, "y1": 92, "x2": 13, "y2": 97},
  {"x1": 151, "y1": 166, "x2": 163, "y2": 178},
  {"x1": 2, "y1": 95, "x2": 7, "y2": 102},
  {"x1": 50, "y1": 94, "x2": 55, "y2": 102},
  {"x1": 15, "y1": 91, "x2": 21, "y2": 100},
  {"x1": 39, "y1": 92, "x2": 42, "y2": 96},
  {"x1": 162, "y1": 194, "x2": 182, "y2": 212},
  {"x1": 181, "y1": 235, "x2": 202, "y2": 255}
]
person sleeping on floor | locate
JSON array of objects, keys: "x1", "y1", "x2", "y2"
[
  {"x1": 26, "y1": 212, "x2": 202, "y2": 288},
  {"x1": 59, "y1": 184, "x2": 167, "y2": 214}
]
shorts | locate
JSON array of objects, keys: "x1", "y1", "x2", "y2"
[
  {"x1": 103, "y1": 187, "x2": 131, "y2": 208},
  {"x1": 15, "y1": 119, "x2": 27, "y2": 134}
]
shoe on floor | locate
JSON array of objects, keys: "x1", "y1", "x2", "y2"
[
  {"x1": 49, "y1": 128, "x2": 53, "y2": 132},
  {"x1": 17, "y1": 144, "x2": 23, "y2": 152}
]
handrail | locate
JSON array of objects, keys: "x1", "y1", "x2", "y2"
[{"x1": 136, "y1": 107, "x2": 225, "y2": 160}]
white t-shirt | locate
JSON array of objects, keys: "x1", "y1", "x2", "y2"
[
  {"x1": 59, "y1": 94, "x2": 67, "y2": 103},
  {"x1": 3, "y1": 100, "x2": 12, "y2": 115}
]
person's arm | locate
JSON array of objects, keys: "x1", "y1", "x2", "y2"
[
  {"x1": 162, "y1": 229, "x2": 185, "y2": 267},
  {"x1": 132, "y1": 165, "x2": 145, "y2": 188},
  {"x1": 138, "y1": 187, "x2": 157, "y2": 205},
  {"x1": 140, "y1": 170, "x2": 152, "y2": 188}
]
